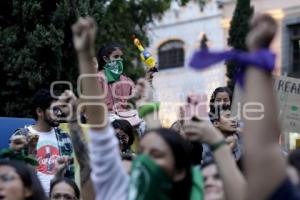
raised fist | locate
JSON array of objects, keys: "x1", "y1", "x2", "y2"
[
  {"x1": 246, "y1": 14, "x2": 278, "y2": 51},
  {"x1": 183, "y1": 120, "x2": 224, "y2": 145},
  {"x1": 72, "y1": 17, "x2": 97, "y2": 55}
]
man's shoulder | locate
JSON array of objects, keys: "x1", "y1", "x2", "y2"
[
  {"x1": 54, "y1": 127, "x2": 70, "y2": 137},
  {"x1": 11, "y1": 125, "x2": 32, "y2": 136}
]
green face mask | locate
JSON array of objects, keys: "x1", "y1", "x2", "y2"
[
  {"x1": 128, "y1": 155, "x2": 172, "y2": 200},
  {"x1": 103, "y1": 59, "x2": 123, "y2": 82},
  {"x1": 128, "y1": 155, "x2": 204, "y2": 200}
]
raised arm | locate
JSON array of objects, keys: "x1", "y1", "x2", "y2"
[
  {"x1": 68, "y1": 121, "x2": 95, "y2": 200},
  {"x1": 243, "y1": 14, "x2": 287, "y2": 200},
  {"x1": 72, "y1": 17, "x2": 106, "y2": 128},
  {"x1": 183, "y1": 120, "x2": 246, "y2": 200},
  {"x1": 72, "y1": 17, "x2": 129, "y2": 200},
  {"x1": 55, "y1": 90, "x2": 95, "y2": 200}
]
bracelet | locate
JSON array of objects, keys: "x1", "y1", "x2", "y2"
[{"x1": 210, "y1": 139, "x2": 226, "y2": 152}]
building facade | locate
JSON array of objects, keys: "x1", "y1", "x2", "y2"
[
  {"x1": 222, "y1": 0, "x2": 300, "y2": 150},
  {"x1": 222, "y1": 0, "x2": 300, "y2": 77},
  {"x1": 147, "y1": 0, "x2": 300, "y2": 130},
  {"x1": 148, "y1": 0, "x2": 227, "y2": 126}
]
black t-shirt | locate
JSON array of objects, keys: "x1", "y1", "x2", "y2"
[{"x1": 269, "y1": 178, "x2": 300, "y2": 200}]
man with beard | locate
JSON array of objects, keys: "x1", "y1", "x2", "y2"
[{"x1": 9, "y1": 89, "x2": 74, "y2": 194}]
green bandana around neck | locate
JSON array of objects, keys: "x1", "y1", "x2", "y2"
[
  {"x1": 104, "y1": 59, "x2": 123, "y2": 82},
  {"x1": 0, "y1": 148, "x2": 38, "y2": 166},
  {"x1": 128, "y1": 155, "x2": 204, "y2": 200}
]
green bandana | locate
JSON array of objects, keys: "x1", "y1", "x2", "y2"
[
  {"x1": 0, "y1": 148, "x2": 38, "y2": 166},
  {"x1": 128, "y1": 155, "x2": 204, "y2": 200},
  {"x1": 190, "y1": 166, "x2": 204, "y2": 200},
  {"x1": 128, "y1": 155, "x2": 172, "y2": 200},
  {"x1": 138, "y1": 102, "x2": 160, "y2": 118},
  {"x1": 104, "y1": 59, "x2": 124, "y2": 82}
]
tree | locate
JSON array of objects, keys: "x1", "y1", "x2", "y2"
[
  {"x1": 0, "y1": 0, "x2": 188, "y2": 117},
  {"x1": 226, "y1": 0, "x2": 254, "y2": 91}
]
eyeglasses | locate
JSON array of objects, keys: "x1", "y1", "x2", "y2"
[
  {"x1": 51, "y1": 193, "x2": 77, "y2": 200},
  {"x1": 0, "y1": 174, "x2": 17, "y2": 183}
]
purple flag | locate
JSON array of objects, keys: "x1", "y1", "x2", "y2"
[{"x1": 189, "y1": 48, "x2": 276, "y2": 87}]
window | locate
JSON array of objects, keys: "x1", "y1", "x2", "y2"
[
  {"x1": 289, "y1": 25, "x2": 300, "y2": 77},
  {"x1": 158, "y1": 40, "x2": 184, "y2": 70}
]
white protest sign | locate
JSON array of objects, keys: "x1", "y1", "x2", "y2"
[
  {"x1": 273, "y1": 76, "x2": 300, "y2": 133},
  {"x1": 231, "y1": 75, "x2": 300, "y2": 133}
]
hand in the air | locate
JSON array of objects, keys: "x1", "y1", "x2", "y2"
[
  {"x1": 183, "y1": 120, "x2": 224, "y2": 145},
  {"x1": 225, "y1": 134, "x2": 238, "y2": 151},
  {"x1": 10, "y1": 135, "x2": 28, "y2": 152},
  {"x1": 55, "y1": 90, "x2": 78, "y2": 122},
  {"x1": 72, "y1": 17, "x2": 97, "y2": 54}
]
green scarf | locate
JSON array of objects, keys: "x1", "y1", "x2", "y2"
[
  {"x1": 0, "y1": 148, "x2": 38, "y2": 166},
  {"x1": 138, "y1": 102, "x2": 160, "y2": 118},
  {"x1": 128, "y1": 155, "x2": 204, "y2": 200},
  {"x1": 104, "y1": 59, "x2": 123, "y2": 82},
  {"x1": 190, "y1": 166, "x2": 204, "y2": 200}
]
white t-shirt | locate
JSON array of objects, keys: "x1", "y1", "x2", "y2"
[{"x1": 28, "y1": 126, "x2": 60, "y2": 194}]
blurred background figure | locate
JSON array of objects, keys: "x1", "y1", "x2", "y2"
[
  {"x1": 0, "y1": 160, "x2": 46, "y2": 200},
  {"x1": 50, "y1": 178, "x2": 80, "y2": 200},
  {"x1": 112, "y1": 119, "x2": 136, "y2": 159}
]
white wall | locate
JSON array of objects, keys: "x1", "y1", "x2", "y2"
[{"x1": 146, "y1": 0, "x2": 227, "y2": 126}]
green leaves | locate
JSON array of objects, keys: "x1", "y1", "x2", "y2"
[
  {"x1": 1, "y1": 0, "x2": 185, "y2": 117},
  {"x1": 226, "y1": 0, "x2": 254, "y2": 90}
]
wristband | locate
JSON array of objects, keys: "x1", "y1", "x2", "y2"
[{"x1": 210, "y1": 139, "x2": 226, "y2": 152}]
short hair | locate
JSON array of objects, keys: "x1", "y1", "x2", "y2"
[
  {"x1": 112, "y1": 119, "x2": 135, "y2": 146},
  {"x1": 31, "y1": 88, "x2": 56, "y2": 120},
  {"x1": 50, "y1": 178, "x2": 80, "y2": 199},
  {"x1": 0, "y1": 160, "x2": 47, "y2": 200},
  {"x1": 209, "y1": 105, "x2": 231, "y2": 123}
]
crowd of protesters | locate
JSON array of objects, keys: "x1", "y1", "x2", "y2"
[{"x1": 1, "y1": 13, "x2": 300, "y2": 200}]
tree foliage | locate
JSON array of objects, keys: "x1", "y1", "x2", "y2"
[
  {"x1": 226, "y1": 0, "x2": 253, "y2": 90},
  {"x1": 0, "y1": 0, "x2": 187, "y2": 117}
]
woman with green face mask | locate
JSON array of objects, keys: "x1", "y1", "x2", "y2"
[
  {"x1": 97, "y1": 43, "x2": 134, "y2": 113},
  {"x1": 96, "y1": 43, "x2": 145, "y2": 132},
  {"x1": 88, "y1": 125, "x2": 204, "y2": 200}
]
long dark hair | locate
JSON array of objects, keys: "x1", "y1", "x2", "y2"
[
  {"x1": 97, "y1": 43, "x2": 122, "y2": 70},
  {"x1": 50, "y1": 178, "x2": 80, "y2": 199},
  {"x1": 209, "y1": 87, "x2": 232, "y2": 122},
  {"x1": 0, "y1": 160, "x2": 46, "y2": 200},
  {"x1": 209, "y1": 86, "x2": 232, "y2": 107},
  {"x1": 112, "y1": 119, "x2": 135, "y2": 147},
  {"x1": 144, "y1": 128, "x2": 192, "y2": 200}
]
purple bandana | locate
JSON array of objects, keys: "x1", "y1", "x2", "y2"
[{"x1": 189, "y1": 48, "x2": 276, "y2": 87}]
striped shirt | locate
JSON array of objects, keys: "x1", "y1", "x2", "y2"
[{"x1": 89, "y1": 126, "x2": 129, "y2": 200}]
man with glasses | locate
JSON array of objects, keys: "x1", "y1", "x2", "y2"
[{"x1": 9, "y1": 89, "x2": 74, "y2": 195}]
